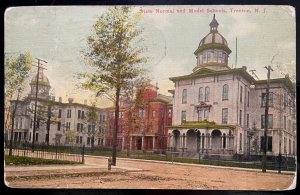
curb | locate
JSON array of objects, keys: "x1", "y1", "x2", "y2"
[{"x1": 84, "y1": 154, "x2": 296, "y2": 175}]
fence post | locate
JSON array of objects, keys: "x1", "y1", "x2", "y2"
[
  {"x1": 81, "y1": 144, "x2": 85, "y2": 164},
  {"x1": 108, "y1": 157, "x2": 112, "y2": 171},
  {"x1": 56, "y1": 145, "x2": 58, "y2": 160}
]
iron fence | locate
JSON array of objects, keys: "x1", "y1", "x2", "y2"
[{"x1": 4, "y1": 142, "x2": 84, "y2": 164}]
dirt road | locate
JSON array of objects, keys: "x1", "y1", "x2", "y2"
[{"x1": 5, "y1": 155, "x2": 295, "y2": 190}]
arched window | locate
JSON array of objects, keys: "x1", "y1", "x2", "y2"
[
  {"x1": 198, "y1": 87, "x2": 204, "y2": 102},
  {"x1": 205, "y1": 87, "x2": 210, "y2": 102},
  {"x1": 182, "y1": 89, "x2": 187, "y2": 104},
  {"x1": 222, "y1": 84, "x2": 229, "y2": 100}
]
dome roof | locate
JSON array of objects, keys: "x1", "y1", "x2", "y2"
[
  {"x1": 30, "y1": 69, "x2": 50, "y2": 86},
  {"x1": 198, "y1": 32, "x2": 228, "y2": 47},
  {"x1": 194, "y1": 14, "x2": 231, "y2": 55}
]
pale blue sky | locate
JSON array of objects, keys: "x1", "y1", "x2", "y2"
[{"x1": 5, "y1": 5, "x2": 295, "y2": 107}]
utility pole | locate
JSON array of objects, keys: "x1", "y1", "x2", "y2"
[
  {"x1": 46, "y1": 105, "x2": 51, "y2": 146},
  {"x1": 31, "y1": 58, "x2": 47, "y2": 151},
  {"x1": 262, "y1": 65, "x2": 273, "y2": 172},
  {"x1": 278, "y1": 94, "x2": 283, "y2": 173}
]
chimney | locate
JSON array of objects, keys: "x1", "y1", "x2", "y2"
[
  {"x1": 59, "y1": 97, "x2": 62, "y2": 103},
  {"x1": 68, "y1": 98, "x2": 74, "y2": 104},
  {"x1": 242, "y1": 66, "x2": 247, "y2": 71},
  {"x1": 84, "y1": 99, "x2": 87, "y2": 105}
]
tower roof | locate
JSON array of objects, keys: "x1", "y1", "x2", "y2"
[
  {"x1": 194, "y1": 15, "x2": 231, "y2": 55},
  {"x1": 30, "y1": 69, "x2": 50, "y2": 86},
  {"x1": 209, "y1": 14, "x2": 219, "y2": 32}
]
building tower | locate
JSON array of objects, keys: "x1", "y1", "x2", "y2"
[
  {"x1": 29, "y1": 69, "x2": 51, "y2": 100},
  {"x1": 193, "y1": 14, "x2": 232, "y2": 72}
]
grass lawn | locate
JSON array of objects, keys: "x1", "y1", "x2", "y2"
[{"x1": 5, "y1": 155, "x2": 79, "y2": 166}]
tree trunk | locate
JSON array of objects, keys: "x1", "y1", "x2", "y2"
[
  {"x1": 9, "y1": 94, "x2": 20, "y2": 156},
  {"x1": 9, "y1": 107, "x2": 16, "y2": 156},
  {"x1": 112, "y1": 87, "x2": 120, "y2": 166}
]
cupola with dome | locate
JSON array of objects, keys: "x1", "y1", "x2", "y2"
[
  {"x1": 29, "y1": 69, "x2": 51, "y2": 99},
  {"x1": 193, "y1": 14, "x2": 232, "y2": 72}
]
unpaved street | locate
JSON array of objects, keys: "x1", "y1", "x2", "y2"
[{"x1": 5, "y1": 155, "x2": 295, "y2": 190}]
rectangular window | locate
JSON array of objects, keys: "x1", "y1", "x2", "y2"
[
  {"x1": 57, "y1": 122, "x2": 61, "y2": 131},
  {"x1": 88, "y1": 125, "x2": 91, "y2": 133},
  {"x1": 288, "y1": 120, "x2": 291, "y2": 131},
  {"x1": 240, "y1": 86, "x2": 243, "y2": 103},
  {"x1": 80, "y1": 136, "x2": 82, "y2": 144},
  {"x1": 24, "y1": 132, "x2": 27, "y2": 140},
  {"x1": 100, "y1": 114, "x2": 105, "y2": 123},
  {"x1": 260, "y1": 136, "x2": 272, "y2": 152},
  {"x1": 182, "y1": 89, "x2": 187, "y2": 104},
  {"x1": 37, "y1": 119, "x2": 40, "y2": 129},
  {"x1": 222, "y1": 108, "x2": 228, "y2": 124},
  {"x1": 66, "y1": 122, "x2": 71, "y2": 131},
  {"x1": 58, "y1": 109, "x2": 62, "y2": 118},
  {"x1": 67, "y1": 109, "x2": 72, "y2": 118},
  {"x1": 203, "y1": 53, "x2": 207, "y2": 63},
  {"x1": 78, "y1": 110, "x2": 81, "y2": 118},
  {"x1": 205, "y1": 87, "x2": 209, "y2": 102},
  {"x1": 87, "y1": 137, "x2": 91, "y2": 145},
  {"x1": 76, "y1": 136, "x2": 79, "y2": 144},
  {"x1": 213, "y1": 51, "x2": 217, "y2": 62},
  {"x1": 35, "y1": 133, "x2": 39, "y2": 142},
  {"x1": 222, "y1": 85, "x2": 228, "y2": 100},
  {"x1": 168, "y1": 109, "x2": 172, "y2": 118},
  {"x1": 261, "y1": 114, "x2": 273, "y2": 129},
  {"x1": 152, "y1": 110, "x2": 156, "y2": 118},
  {"x1": 119, "y1": 111, "x2": 124, "y2": 119},
  {"x1": 199, "y1": 88, "x2": 204, "y2": 102},
  {"x1": 247, "y1": 91, "x2": 250, "y2": 107},
  {"x1": 181, "y1": 111, "x2": 186, "y2": 124},
  {"x1": 139, "y1": 108, "x2": 146, "y2": 118},
  {"x1": 239, "y1": 133, "x2": 242, "y2": 150},
  {"x1": 198, "y1": 110, "x2": 203, "y2": 121},
  {"x1": 239, "y1": 110, "x2": 242, "y2": 125},
  {"x1": 204, "y1": 109, "x2": 209, "y2": 120},
  {"x1": 207, "y1": 52, "x2": 211, "y2": 61},
  {"x1": 261, "y1": 92, "x2": 273, "y2": 107},
  {"x1": 218, "y1": 51, "x2": 223, "y2": 63},
  {"x1": 77, "y1": 123, "x2": 80, "y2": 131},
  {"x1": 81, "y1": 111, "x2": 84, "y2": 119},
  {"x1": 246, "y1": 114, "x2": 249, "y2": 128}
]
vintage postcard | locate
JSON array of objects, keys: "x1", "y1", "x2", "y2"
[{"x1": 4, "y1": 5, "x2": 296, "y2": 190}]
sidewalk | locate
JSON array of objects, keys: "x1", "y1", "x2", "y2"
[
  {"x1": 85, "y1": 154, "x2": 296, "y2": 175},
  {"x1": 5, "y1": 154, "x2": 296, "y2": 177}
]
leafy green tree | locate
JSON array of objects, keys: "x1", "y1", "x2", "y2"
[
  {"x1": 85, "y1": 103, "x2": 99, "y2": 149},
  {"x1": 26, "y1": 99, "x2": 59, "y2": 145},
  {"x1": 5, "y1": 52, "x2": 32, "y2": 155},
  {"x1": 78, "y1": 6, "x2": 148, "y2": 165},
  {"x1": 65, "y1": 130, "x2": 77, "y2": 145}
]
